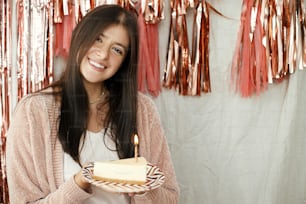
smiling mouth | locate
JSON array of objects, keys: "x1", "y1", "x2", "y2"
[{"x1": 88, "y1": 58, "x2": 106, "y2": 69}]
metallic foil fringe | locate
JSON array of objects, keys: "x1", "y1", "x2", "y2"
[
  {"x1": 1, "y1": 0, "x2": 11, "y2": 203},
  {"x1": 231, "y1": 0, "x2": 306, "y2": 97},
  {"x1": 163, "y1": 0, "x2": 212, "y2": 96}
]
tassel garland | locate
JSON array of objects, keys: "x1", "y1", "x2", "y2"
[
  {"x1": 231, "y1": 0, "x2": 306, "y2": 97},
  {"x1": 163, "y1": 0, "x2": 212, "y2": 96}
]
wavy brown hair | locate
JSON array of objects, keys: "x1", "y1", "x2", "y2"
[{"x1": 49, "y1": 4, "x2": 139, "y2": 164}]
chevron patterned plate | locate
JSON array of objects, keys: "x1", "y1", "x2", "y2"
[{"x1": 82, "y1": 162, "x2": 165, "y2": 193}]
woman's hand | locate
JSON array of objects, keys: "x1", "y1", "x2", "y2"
[{"x1": 74, "y1": 171, "x2": 92, "y2": 193}]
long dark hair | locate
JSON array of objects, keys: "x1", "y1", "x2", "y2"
[{"x1": 50, "y1": 4, "x2": 139, "y2": 164}]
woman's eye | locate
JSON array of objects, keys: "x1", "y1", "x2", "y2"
[
  {"x1": 112, "y1": 46, "x2": 124, "y2": 55},
  {"x1": 96, "y1": 36, "x2": 103, "y2": 43}
]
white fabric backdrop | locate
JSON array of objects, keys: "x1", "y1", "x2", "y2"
[{"x1": 154, "y1": 1, "x2": 306, "y2": 204}]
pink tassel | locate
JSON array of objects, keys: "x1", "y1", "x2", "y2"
[
  {"x1": 232, "y1": 0, "x2": 269, "y2": 97},
  {"x1": 55, "y1": 2, "x2": 76, "y2": 58},
  {"x1": 137, "y1": 8, "x2": 149, "y2": 93},
  {"x1": 145, "y1": 24, "x2": 161, "y2": 96},
  {"x1": 238, "y1": 0, "x2": 252, "y2": 97},
  {"x1": 137, "y1": 4, "x2": 161, "y2": 97}
]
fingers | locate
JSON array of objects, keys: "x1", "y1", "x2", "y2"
[
  {"x1": 128, "y1": 191, "x2": 146, "y2": 197},
  {"x1": 74, "y1": 171, "x2": 92, "y2": 193}
]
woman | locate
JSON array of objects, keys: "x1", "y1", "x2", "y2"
[{"x1": 6, "y1": 4, "x2": 179, "y2": 204}]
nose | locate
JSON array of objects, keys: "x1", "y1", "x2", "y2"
[{"x1": 95, "y1": 45, "x2": 110, "y2": 59}]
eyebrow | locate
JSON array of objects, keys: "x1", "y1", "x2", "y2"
[{"x1": 99, "y1": 33, "x2": 129, "y2": 51}]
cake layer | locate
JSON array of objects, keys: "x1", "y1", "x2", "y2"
[{"x1": 93, "y1": 157, "x2": 147, "y2": 185}]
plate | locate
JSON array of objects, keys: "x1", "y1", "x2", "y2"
[{"x1": 82, "y1": 162, "x2": 165, "y2": 193}]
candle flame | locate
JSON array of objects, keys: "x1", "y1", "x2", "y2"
[
  {"x1": 134, "y1": 134, "x2": 139, "y2": 145},
  {"x1": 134, "y1": 134, "x2": 139, "y2": 162}
]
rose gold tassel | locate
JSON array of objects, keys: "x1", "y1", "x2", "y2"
[
  {"x1": 178, "y1": 9, "x2": 191, "y2": 95},
  {"x1": 189, "y1": 1, "x2": 200, "y2": 95},
  {"x1": 80, "y1": 0, "x2": 94, "y2": 17},
  {"x1": 30, "y1": 0, "x2": 47, "y2": 91},
  {"x1": 231, "y1": 0, "x2": 306, "y2": 97},
  {"x1": 253, "y1": 0, "x2": 268, "y2": 93},
  {"x1": 143, "y1": 0, "x2": 164, "y2": 24},
  {"x1": 302, "y1": 0, "x2": 306, "y2": 68},
  {"x1": 0, "y1": 0, "x2": 11, "y2": 202},
  {"x1": 163, "y1": 0, "x2": 191, "y2": 95},
  {"x1": 74, "y1": 0, "x2": 81, "y2": 23},
  {"x1": 296, "y1": 0, "x2": 305, "y2": 70},
  {"x1": 190, "y1": 0, "x2": 210, "y2": 95},
  {"x1": 163, "y1": 0, "x2": 178, "y2": 91},
  {"x1": 163, "y1": 3, "x2": 176, "y2": 89},
  {"x1": 260, "y1": 0, "x2": 273, "y2": 84},
  {"x1": 200, "y1": 1, "x2": 210, "y2": 93},
  {"x1": 17, "y1": 0, "x2": 30, "y2": 98},
  {"x1": 47, "y1": 0, "x2": 54, "y2": 85},
  {"x1": 284, "y1": 0, "x2": 295, "y2": 75},
  {"x1": 0, "y1": 68, "x2": 10, "y2": 204},
  {"x1": 277, "y1": 0, "x2": 285, "y2": 78},
  {"x1": 164, "y1": 0, "x2": 215, "y2": 96},
  {"x1": 17, "y1": 0, "x2": 54, "y2": 95},
  {"x1": 54, "y1": 0, "x2": 63, "y2": 23}
]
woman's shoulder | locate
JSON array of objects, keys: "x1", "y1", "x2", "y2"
[
  {"x1": 137, "y1": 92, "x2": 160, "y2": 117},
  {"x1": 15, "y1": 88, "x2": 58, "y2": 113},
  {"x1": 18, "y1": 90, "x2": 52, "y2": 104},
  {"x1": 137, "y1": 92, "x2": 156, "y2": 109}
]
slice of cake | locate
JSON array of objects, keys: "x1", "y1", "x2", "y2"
[{"x1": 93, "y1": 157, "x2": 147, "y2": 185}]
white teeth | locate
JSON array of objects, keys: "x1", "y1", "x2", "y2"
[{"x1": 89, "y1": 59, "x2": 105, "y2": 69}]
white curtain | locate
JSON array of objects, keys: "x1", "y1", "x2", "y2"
[{"x1": 154, "y1": 1, "x2": 306, "y2": 203}]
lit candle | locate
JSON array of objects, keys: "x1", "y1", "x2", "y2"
[{"x1": 134, "y1": 134, "x2": 139, "y2": 162}]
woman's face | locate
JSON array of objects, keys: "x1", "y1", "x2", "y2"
[{"x1": 80, "y1": 24, "x2": 130, "y2": 86}]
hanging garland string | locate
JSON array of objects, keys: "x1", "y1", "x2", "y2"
[{"x1": 231, "y1": 0, "x2": 306, "y2": 97}]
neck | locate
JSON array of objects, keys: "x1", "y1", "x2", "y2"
[{"x1": 89, "y1": 91, "x2": 105, "y2": 104}]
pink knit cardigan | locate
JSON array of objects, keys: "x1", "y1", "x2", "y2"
[{"x1": 6, "y1": 92, "x2": 179, "y2": 203}]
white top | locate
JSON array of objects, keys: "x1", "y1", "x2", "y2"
[{"x1": 63, "y1": 130, "x2": 130, "y2": 204}]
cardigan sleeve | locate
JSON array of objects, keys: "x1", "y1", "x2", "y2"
[
  {"x1": 6, "y1": 95, "x2": 91, "y2": 204},
  {"x1": 132, "y1": 94, "x2": 180, "y2": 204}
]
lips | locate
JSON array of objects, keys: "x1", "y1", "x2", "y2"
[{"x1": 88, "y1": 58, "x2": 106, "y2": 69}]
